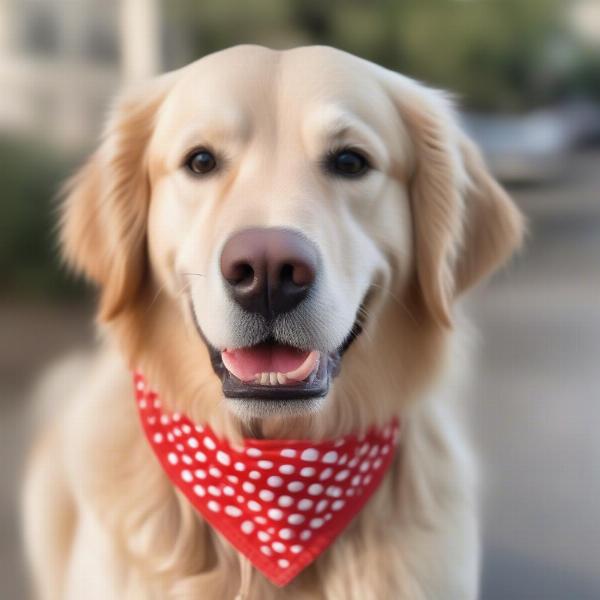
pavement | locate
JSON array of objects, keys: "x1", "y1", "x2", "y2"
[
  {"x1": 472, "y1": 151, "x2": 600, "y2": 600},
  {"x1": 1, "y1": 151, "x2": 599, "y2": 599}
]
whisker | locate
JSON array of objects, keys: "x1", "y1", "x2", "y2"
[
  {"x1": 176, "y1": 279, "x2": 192, "y2": 296},
  {"x1": 146, "y1": 279, "x2": 191, "y2": 314},
  {"x1": 145, "y1": 281, "x2": 168, "y2": 314},
  {"x1": 356, "y1": 305, "x2": 375, "y2": 345},
  {"x1": 368, "y1": 282, "x2": 417, "y2": 325}
]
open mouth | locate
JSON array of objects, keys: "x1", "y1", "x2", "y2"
[
  {"x1": 219, "y1": 342, "x2": 336, "y2": 399},
  {"x1": 204, "y1": 315, "x2": 364, "y2": 402}
]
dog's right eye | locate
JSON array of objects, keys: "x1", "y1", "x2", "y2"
[
  {"x1": 185, "y1": 149, "x2": 217, "y2": 175},
  {"x1": 324, "y1": 148, "x2": 370, "y2": 178}
]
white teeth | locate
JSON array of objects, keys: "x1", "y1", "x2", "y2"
[
  {"x1": 285, "y1": 350, "x2": 320, "y2": 382},
  {"x1": 253, "y1": 372, "x2": 291, "y2": 386}
]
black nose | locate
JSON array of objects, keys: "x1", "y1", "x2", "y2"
[{"x1": 220, "y1": 228, "x2": 318, "y2": 318}]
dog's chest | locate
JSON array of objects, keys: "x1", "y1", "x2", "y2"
[{"x1": 63, "y1": 509, "x2": 123, "y2": 600}]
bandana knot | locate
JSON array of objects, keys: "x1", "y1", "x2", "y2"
[{"x1": 134, "y1": 372, "x2": 400, "y2": 586}]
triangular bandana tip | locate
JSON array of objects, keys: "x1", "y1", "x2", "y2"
[{"x1": 134, "y1": 372, "x2": 400, "y2": 586}]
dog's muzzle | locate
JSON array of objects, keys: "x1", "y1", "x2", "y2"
[{"x1": 192, "y1": 227, "x2": 366, "y2": 404}]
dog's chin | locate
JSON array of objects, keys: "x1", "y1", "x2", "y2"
[{"x1": 225, "y1": 395, "x2": 326, "y2": 420}]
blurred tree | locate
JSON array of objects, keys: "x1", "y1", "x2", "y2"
[
  {"x1": 164, "y1": 0, "x2": 583, "y2": 112},
  {"x1": 0, "y1": 137, "x2": 83, "y2": 298},
  {"x1": 3, "y1": 0, "x2": 598, "y2": 301},
  {"x1": 386, "y1": 0, "x2": 568, "y2": 111},
  {"x1": 565, "y1": 47, "x2": 600, "y2": 103}
]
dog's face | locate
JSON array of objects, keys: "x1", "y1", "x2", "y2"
[
  {"x1": 61, "y1": 46, "x2": 522, "y2": 427},
  {"x1": 145, "y1": 47, "x2": 413, "y2": 415}
]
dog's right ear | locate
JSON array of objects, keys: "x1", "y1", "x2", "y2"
[{"x1": 59, "y1": 74, "x2": 174, "y2": 321}]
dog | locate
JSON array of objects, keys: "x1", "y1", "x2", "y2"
[{"x1": 23, "y1": 45, "x2": 523, "y2": 600}]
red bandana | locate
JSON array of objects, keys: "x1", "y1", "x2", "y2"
[{"x1": 134, "y1": 372, "x2": 400, "y2": 586}]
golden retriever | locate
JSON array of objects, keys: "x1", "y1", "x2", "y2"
[{"x1": 23, "y1": 45, "x2": 523, "y2": 600}]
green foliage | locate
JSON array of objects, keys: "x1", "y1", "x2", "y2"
[
  {"x1": 565, "y1": 47, "x2": 600, "y2": 103},
  {"x1": 386, "y1": 0, "x2": 567, "y2": 111},
  {"x1": 4, "y1": 1, "x2": 598, "y2": 300},
  {"x1": 0, "y1": 137, "x2": 84, "y2": 298},
  {"x1": 164, "y1": 0, "x2": 593, "y2": 112}
]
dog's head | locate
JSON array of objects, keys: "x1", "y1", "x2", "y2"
[{"x1": 60, "y1": 46, "x2": 523, "y2": 432}]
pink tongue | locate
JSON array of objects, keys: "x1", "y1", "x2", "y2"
[{"x1": 221, "y1": 344, "x2": 310, "y2": 382}]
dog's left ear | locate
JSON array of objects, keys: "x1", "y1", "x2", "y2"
[
  {"x1": 452, "y1": 134, "x2": 525, "y2": 298},
  {"x1": 386, "y1": 75, "x2": 525, "y2": 326}
]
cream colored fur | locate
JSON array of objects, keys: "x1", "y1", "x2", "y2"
[{"x1": 23, "y1": 46, "x2": 523, "y2": 600}]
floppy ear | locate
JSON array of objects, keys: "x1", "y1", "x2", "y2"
[
  {"x1": 59, "y1": 74, "x2": 173, "y2": 321},
  {"x1": 390, "y1": 80, "x2": 524, "y2": 326},
  {"x1": 452, "y1": 135, "x2": 525, "y2": 296}
]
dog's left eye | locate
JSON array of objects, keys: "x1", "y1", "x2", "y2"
[
  {"x1": 185, "y1": 149, "x2": 217, "y2": 175},
  {"x1": 326, "y1": 149, "x2": 370, "y2": 177}
]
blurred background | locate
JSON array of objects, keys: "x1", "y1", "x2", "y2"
[{"x1": 1, "y1": 1, "x2": 599, "y2": 598}]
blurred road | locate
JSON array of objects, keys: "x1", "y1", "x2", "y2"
[
  {"x1": 1, "y1": 151, "x2": 599, "y2": 599},
  {"x1": 471, "y1": 151, "x2": 600, "y2": 600}
]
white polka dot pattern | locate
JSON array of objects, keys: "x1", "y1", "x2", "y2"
[{"x1": 133, "y1": 372, "x2": 401, "y2": 587}]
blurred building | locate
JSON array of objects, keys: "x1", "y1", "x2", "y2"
[
  {"x1": 0, "y1": 0, "x2": 160, "y2": 150},
  {"x1": 0, "y1": 0, "x2": 598, "y2": 154}
]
